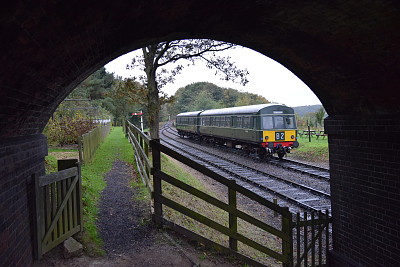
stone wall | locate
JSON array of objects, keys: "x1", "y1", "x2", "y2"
[
  {"x1": 326, "y1": 115, "x2": 400, "y2": 266},
  {"x1": 0, "y1": 134, "x2": 47, "y2": 266}
]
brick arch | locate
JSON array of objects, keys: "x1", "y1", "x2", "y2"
[
  {"x1": 1, "y1": 1, "x2": 400, "y2": 266},
  {"x1": 1, "y1": 1, "x2": 399, "y2": 138}
]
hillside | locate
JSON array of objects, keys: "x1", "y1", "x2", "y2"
[
  {"x1": 168, "y1": 82, "x2": 269, "y2": 115},
  {"x1": 293, "y1": 105, "x2": 323, "y2": 116}
]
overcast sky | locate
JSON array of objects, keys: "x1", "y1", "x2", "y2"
[{"x1": 105, "y1": 46, "x2": 321, "y2": 107}]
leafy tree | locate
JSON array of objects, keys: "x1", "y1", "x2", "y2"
[
  {"x1": 191, "y1": 90, "x2": 223, "y2": 111},
  {"x1": 71, "y1": 67, "x2": 114, "y2": 100},
  {"x1": 127, "y1": 39, "x2": 250, "y2": 139},
  {"x1": 314, "y1": 106, "x2": 326, "y2": 128}
]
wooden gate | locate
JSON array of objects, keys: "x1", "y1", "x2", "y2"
[
  {"x1": 33, "y1": 159, "x2": 83, "y2": 259},
  {"x1": 293, "y1": 211, "x2": 332, "y2": 267}
]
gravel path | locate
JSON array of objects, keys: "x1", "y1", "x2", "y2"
[{"x1": 97, "y1": 160, "x2": 154, "y2": 256}]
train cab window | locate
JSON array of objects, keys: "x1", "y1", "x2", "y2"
[
  {"x1": 262, "y1": 116, "x2": 274, "y2": 129},
  {"x1": 285, "y1": 116, "x2": 296, "y2": 129},
  {"x1": 274, "y1": 116, "x2": 285, "y2": 129}
]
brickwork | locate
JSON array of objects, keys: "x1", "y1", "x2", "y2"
[
  {"x1": 325, "y1": 115, "x2": 400, "y2": 267},
  {"x1": 0, "y1": 1, "x2": 400, "y2": 266},
  {"x1": 0, "y1": 134, "x2": 47, "y2": 267}
]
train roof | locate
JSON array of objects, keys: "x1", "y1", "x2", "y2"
[
  {"x1": 176, "y1": 110, "x2": 203, "y2": 117},
  {"x1": 199, "y1": 104, "x2": 294, "y2": 116}
]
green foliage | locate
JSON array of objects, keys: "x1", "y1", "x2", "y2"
[
  {"x1": 44, "y1": 66, "x2": 145, "y2": 144},
  {"x1": 45, "y1": 112, "x2": 97, "y2": 146},
  {"x1": 108, "y1": 78, "x2": 149, "y2": 127},
  {"x1": 72, "y1": 67, "x2": 114, "y2": 100},
  {"x1": 314, "y1": 106, "x2": 326, "y2": 128},
  {"x1": 168, "y1": 82, "x2": 269, "y2": 115},
  {"x1": 191, "y1": 90, "x2": 223, "y2": 111}
]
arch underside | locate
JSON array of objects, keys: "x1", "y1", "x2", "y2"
[{"x1": 1, "y1": 1, "x2": 399, "y2": 137}]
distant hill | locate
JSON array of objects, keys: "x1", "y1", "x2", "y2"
[
  {"x1": 293, "y1": 105, "x2": 323, "y2": 116},
  {"x1": 169, "y1": 82, "x2": 269, "y2": 115}
]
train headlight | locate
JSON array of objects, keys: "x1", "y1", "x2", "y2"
[
  {"x1": 291, "y1": 135, "x2": 295, "y2": 139},
  {"x1": 265, "y1": 136, "x2": 269, "y2": 140}
]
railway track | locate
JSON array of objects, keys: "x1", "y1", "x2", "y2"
[
  {"x1": 164, "y1": 125, "x2": 330, "y2": 181},
  {"x1": 160, "y1": 124, "x2": 331, "y2": 214}
]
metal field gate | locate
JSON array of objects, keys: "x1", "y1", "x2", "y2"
[{"x1": 33, "y1": 159, "x2": 83, "y2": 259}]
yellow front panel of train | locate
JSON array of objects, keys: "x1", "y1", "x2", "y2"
[{"x1": 263, "y1": 130, "x2": 296, "y2": 142}]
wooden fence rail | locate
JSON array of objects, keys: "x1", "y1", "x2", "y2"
[
  {"x1": 126, "y1": 121, "x2": 332, "y2": 267},
  {"x1": 126, "y1": 121, "x2": 152, "y2": 192},
  {"x1": 78, "y1": 122, "x2": 111, "y2": 164},
  {"x1": 33, "y1": 159, "x2": 83, "y2": 259}
]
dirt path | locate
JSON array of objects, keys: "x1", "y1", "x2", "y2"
[
  {"x1": 97, "y1": 160, "x2": 153, "y2": 256},
  {"x1": 36, "y1": 159, "x2": 243, "y2": 267}
]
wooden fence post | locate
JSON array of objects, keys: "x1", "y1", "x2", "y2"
[
  {"x1": 228, "y1": 179, "x2": 238, "y2": 251},
  {"x1": 303, "y1": 211, "x2": 308, "y2": 267},
  {"x1": 151, "y1": 139, "x2": 163, "y2": 227},
  {"x1": 296, "y1": 212, "x2": 301, "y2": 266},
  {"x1": 76, "y1": 161, "x2": 83, "y2": 232},
  {"x1": 78, "y1": 136, "x2": 83, "y2": 164},
  {"x1": 282, "y1": 207, "x2": 293, "y2": 267}
]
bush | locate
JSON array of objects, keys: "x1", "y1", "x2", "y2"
[{"x1": 45, "y1": 112, "x2": 97, "y2": 146}]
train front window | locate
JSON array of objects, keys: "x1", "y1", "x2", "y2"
[
  {"x1": 274, "y1": 116, "x2": 285, "y2": 128},
  {"x1": 262, "y1": 115, "x2": 296, "y2": 129},
  {"x1": 262, "y1": 116, "x2": 273, "y2": 129},
  {"x1": 285, "y1": 116, "x2": 296, "y2": 129}
]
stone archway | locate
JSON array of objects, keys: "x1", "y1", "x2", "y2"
[{"x1": 1, "y1": 1, "x2": 400, "y2": 266}]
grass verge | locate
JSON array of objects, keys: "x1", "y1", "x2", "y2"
[
  {"x1": 44, "y1": 154, "x2": 58, "y2": 174},
  {"x1": 291, "y1": 135, "x2": 329, "y2": 162},
  {"x1": 80, "y1": 126, "x2": 134, "y2": 255}
]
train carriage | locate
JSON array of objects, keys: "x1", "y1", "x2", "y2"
[
  {"x1": 175, "y1": 110, "x2": 202, "y2": 138},
  {"x1": 175, "y1": 104, "x2": 299, "y2": 159}
]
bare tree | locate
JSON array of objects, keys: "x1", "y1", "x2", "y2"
[{"x1": 127, "y1": 39, "x2": 249, "y2": 139}]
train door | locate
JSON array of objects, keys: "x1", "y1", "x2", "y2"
[
  {"x1": 231, "y1": 116, "x2": 236, "y2": 138},
  {"x1": 196, "y1": 116, "x2": 200, "y2": 134}
]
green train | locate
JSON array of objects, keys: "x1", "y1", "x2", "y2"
[{"x1": 175, "y1": 104, "x2": 299, "y2": 159}]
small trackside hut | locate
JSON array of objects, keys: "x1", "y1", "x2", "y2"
[{"x1": 176, "y1": 104, "x2": 299, "y2": 159}]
